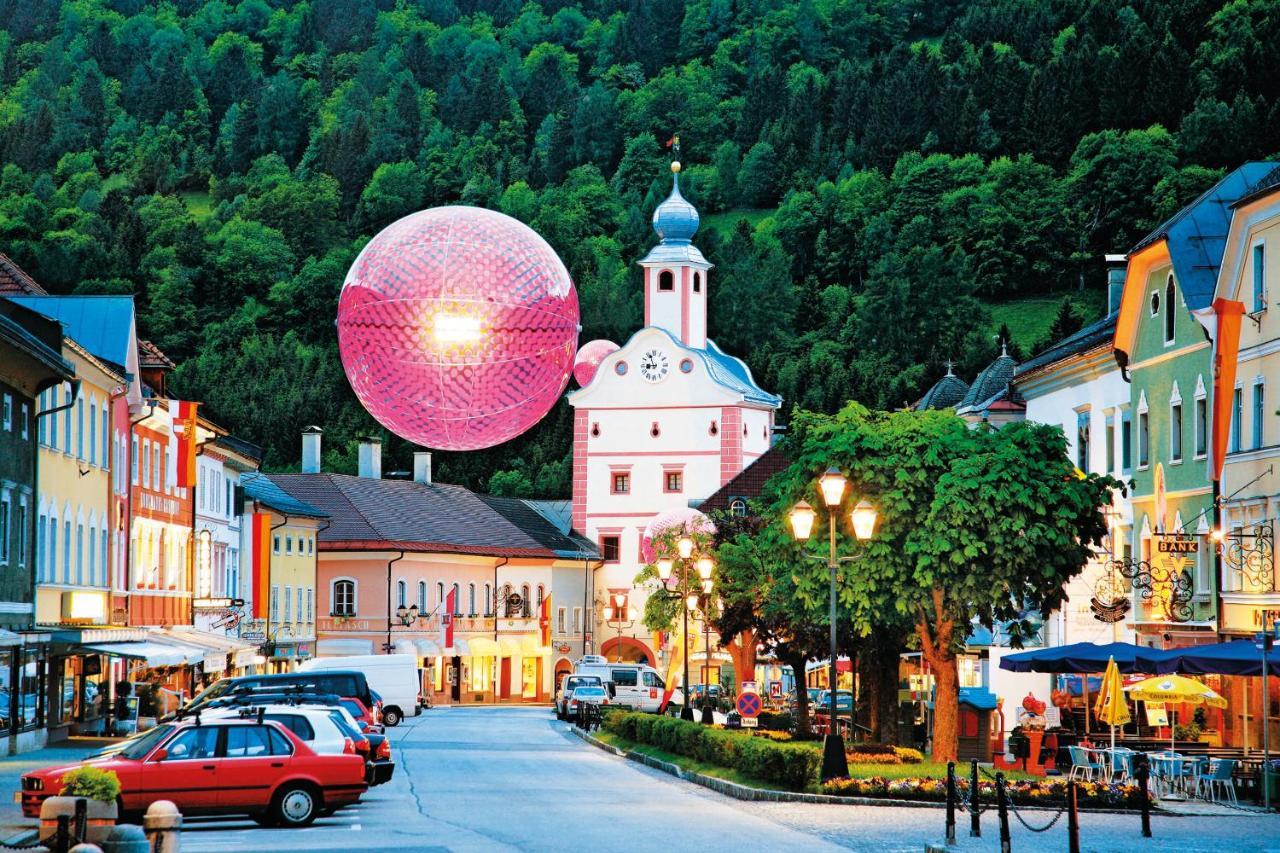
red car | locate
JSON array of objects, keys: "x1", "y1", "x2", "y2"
[
  {"x1": 339, "y1": 697, "x2": 381, "y2": 733},
  {"x1": 20, "y1": 717, "x2": 367, "y2": 827}
]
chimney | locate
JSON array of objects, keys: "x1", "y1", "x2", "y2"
[
  {"x1": 1105, "y1": 254, "x2": 1127, "y2": 315},
  {"x1": 357, "y1": 436, "x2": 382, "y2": 479},
  {"x1": 301, "y1": 426, "x2": 323, "y2": 474},
  {"x1": 413, "y1": 452, "x2": 432, "y2": 484}
]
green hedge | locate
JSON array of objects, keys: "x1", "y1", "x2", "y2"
[{"x1": 601, "y1": 711, "x2": 820, "y2": 790}]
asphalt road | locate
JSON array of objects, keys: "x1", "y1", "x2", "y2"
[{"x1": 4, "y1": 707, "x2": 1280, "y2": 852}]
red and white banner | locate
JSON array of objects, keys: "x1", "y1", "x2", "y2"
[
  {"x1": 442, "y1": 586, "x2": 457, "y2": 651},
  {"x1": 539, "y1": 592, "x2": 552, "y2": 646},
  {"x1": 169, "y1": 400, "x2": 199, "y2": 489}
]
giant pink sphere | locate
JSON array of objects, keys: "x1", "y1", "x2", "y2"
[
  {"x1": 573, "y1": 339, "x2": 619, "y2": 387},
  {"x1": 337, "y1": 206, "x2": 580, "y2": 451},
  {"x1": 640, "y1": 508, "x2": 716, "y2": 564}
]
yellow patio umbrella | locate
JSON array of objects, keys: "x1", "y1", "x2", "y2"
[
  {"x1": 1093, "y1": 656, "x2": 1131, "y2": 751},
  {"x1": 1124, "y1": 674, "x2": 1226, "y2": 751}
]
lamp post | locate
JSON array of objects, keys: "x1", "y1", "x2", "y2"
[
  {"x1": 602, "y1": 593, "x2": 637, "y2": 662},
  {"x1": 789, "y1": 466, "x2": 878, "y2": 782},
  {"x1": 655, "y1": 537, "x2": 715, "y2": 722},
  {"x1": 687, "y1": 588, "x2": 719, "y2": 725}
]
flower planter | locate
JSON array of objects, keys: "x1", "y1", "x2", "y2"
[{"x1": 39, "y1": 795, "x2": 118, "y2": 845}]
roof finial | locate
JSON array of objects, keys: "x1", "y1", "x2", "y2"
[
  {"x1": 944, "y1": 359, "x2": 954, "y2": 377},
  {"x1": 1000, "y1": 337, "x2": 1008, "y2": 358}
]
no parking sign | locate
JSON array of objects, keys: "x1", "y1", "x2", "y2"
[{"x1": 737, "y1": 681, "x2": 762, "y2": 727}]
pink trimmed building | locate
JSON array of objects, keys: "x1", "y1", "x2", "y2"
[{"x1": 568, "y1": 163, "x2": 781, "y2": 665}]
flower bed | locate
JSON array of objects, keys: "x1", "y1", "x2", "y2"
[
  {"x1": 846, "y1": 746, "x2": 924, "y2": 765},
  {"x1": 823, "y1": 776, "x2": 1151, "y2": 809},
  {"x1": 602, "y1": 711, "x2": 820, "y2": 790}
]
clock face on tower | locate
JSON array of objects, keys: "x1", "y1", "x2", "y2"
[{"x1": 639, "y1": 348, "x2": 670, "y2": 383}]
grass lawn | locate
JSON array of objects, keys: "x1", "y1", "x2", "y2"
[
  {"x1": 848, "y1": 761, "x2": 1038, "y2": 782},
  {"x1": 179, "y1": 189, "x2": 214, "y2": 219},
  {"x1": 984, "y1": 289, "x2": 1108, "y2": 355},
  {"x1": 701, "y1": 207, "x2": 775, "y2": 237},
  {"x1": 594, "y1": 731, "x2": 801, "y2": 792}
]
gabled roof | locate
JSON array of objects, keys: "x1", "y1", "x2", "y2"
[
  {"x1": 267, "y1": 473, "x2": 595, "y2": 559},
  {"x1": 0, "y1": 254, "x2": 47, "y2": 296},
  {"x1": 5, "y1": 295, "x2": 137, "y2": 372},
  {"x1": 478, "y1": 496, "x2": 598, "y2": 559},
  {"x1": 1015, "y1": 311, "x2": 1118, "y2": 380},
  {"x1": 699, "y1": 444, "x2": 791, "y2": 514},
  {"x1": 914, "y1": 371, "x2": 970, "y2": 411},
  {"x1": 703, "y1": 340, "x2": 781, "y2": 407},
  {"x1": 138, "y1": 339, "x2": 175, "y2": 370},
  {"x1": 1131, "y1": 162, "x2": 1280, "y2": 312},
  {"x1": 212, "y1": 434, "x2": 264, "y2": 467},
  {"x1": 955, "y1": 351, "x2": 1017, "y2": 414},
  {"x1": 241, "y1": 472, "x2": 327, "y2": 519},
  {"x1": 0, "y1": 298, "x2": 75, "y2": 382}
]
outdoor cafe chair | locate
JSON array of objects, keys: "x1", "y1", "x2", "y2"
[
  {"x1": 1068, "y1": 745, "x2": 1104, "y2": 781},
  {"x1": 1106, "y1": 748, "x2": 1136, "y2": 783},
  {"x1": 1196, "y1": 758, "x2": 1238, "y2": 804}
]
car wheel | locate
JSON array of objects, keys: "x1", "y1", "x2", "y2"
[
  {"x1": 382, "y1": 706, "x2": 403, "y2": 727},
  {"x1": 273, "y1": 783, "x2": 320, "y2": 828}
]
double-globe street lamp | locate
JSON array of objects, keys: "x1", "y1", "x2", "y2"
[
  {"x1": 655, "y1": 536, "x2": 715, "y2": 722},
  {"x1": 687, "y1": 591, "x2": 721, "y2": 725},
  {"x1": 789, "y1": 466, "x2": 878, "y2": 782},
  {"x1": 602, "y1": 593, "x2": 638, "y2": 662}
]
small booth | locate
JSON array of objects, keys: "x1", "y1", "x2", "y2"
[{"x1": 957, "y1": 686, "x2": 998, "y2": 763}]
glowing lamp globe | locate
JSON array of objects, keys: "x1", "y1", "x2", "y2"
[
  {"x1": 640, "y1": 507, "x2": 715, "y2": 565},
  {"x1": 337, "y1": 206, "x2": 580, "y2": 451},
  {"x1": 573, "y1": 339, "x2": 619, "y2": 387}
]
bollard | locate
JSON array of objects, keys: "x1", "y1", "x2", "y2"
[
  {"x1": 1135, "y1": 753, "x2": 1152, "y2": 838},
  {"x1": 69, "y1": 845, "x2": 103, "y2": 853},
  {"x1": 102, "y1": 824, "x2": 149, "y2": 853},
  {"x1": 970, "y1": 759, "x2": 981, "y2": 837},
  {"x1": 143, "y1": 800, "x2": 182, "y2": 853},
  {"x1": 995, "y1": 772, "x2": 1012, "y2": 853},
  {"x1": 74, "y1": 797, "x2": 88, "y2": 844},
  {"x1": 945, "y1": 761, "x2": 957, "y2": 845},
  {"x1": 1067, "y1": 780, "x2": 1080, "y2": 853}
]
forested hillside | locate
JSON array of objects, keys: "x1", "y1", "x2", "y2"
[{"x1": 2, "y1": 0, "x2": 1277, "y2": 491}]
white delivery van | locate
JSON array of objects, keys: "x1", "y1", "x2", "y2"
[
  {"x1": 573, "y1": 656, "x2": 673, "y2": 713},
  {"x1": 299, "y1": 654, "x2": 421, "y2": 726}
]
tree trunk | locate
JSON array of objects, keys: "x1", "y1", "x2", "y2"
[
  {"x1": 781, "y1": 649, "x2": 812, "y2": 736},
  {"x1": 867, "y1": 638, "x2": 902, "y2": 745},
  {"x1": 724, "y1": 630, "x2": 757, "y2": 690},
  {"x1": 918, "y1": 587, "x2": 958, "y2": 762}
]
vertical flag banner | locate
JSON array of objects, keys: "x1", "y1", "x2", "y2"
[
  {"x1": 169, "y1": 400, "x2": 199, "y2": 489},
  {"x1": 1210, "y1": 297, "x2": 1245, "y2": 482},
  {"x1": 659, "y1": 619, "x2": 686, "y2": 713},
  {"x1": 540, "y1": 592, "x2": 552, "y2": 646},
  {"x1": 442, "y1": 586, "x2": 457, "y2": 650},
  {"x1": 251, "y1": 513, "x2": 271, "y2": 618}
]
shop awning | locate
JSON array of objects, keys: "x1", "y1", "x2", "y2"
[
  {"x1": 448, "y1": 639, "x2": 469, "y2": 656},
  {"x1": 316, "y1": 638, "x2": 374, "y2": 657},
  {"x1": 155, "y1": 629, "x2": 254, "y2": 653},
  {"x1": 468, "y1": 637, "x2": 500, "y2": 657},
  {"x1": 416, "y1": 639, "x2": 442, "y2": 658},
  {"x1": 393, "y1": 639, "x2": 419, "y2": 657},
  {"x1": 520, "y1": 635, "x2": 551, "y2": 657},
  {"x1": 233, "y1": 648, "x2": 260, "y2": 668},
  {"x1": 80, "y1": 641, "x2": 199, "y2": 668},
  {"x1": 998, "y1": 642, "x2": 1171, "y2": 674},
  {"x1": 1154, "y1": 639, "x2": 1280, "y2": 676},
  {"x1": 0, "y1": 629, "x2": 22, "y2": 647},
  {"x1": 498, "y1": 637, "x2": 521, "y2": 656}
]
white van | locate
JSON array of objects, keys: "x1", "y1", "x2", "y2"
[
  {"x1": 573, "y1": 656, "x2": 676, "y2": 713},
  {"x1": 299, "y1": 654, "x2": 421, "y2": 726}
]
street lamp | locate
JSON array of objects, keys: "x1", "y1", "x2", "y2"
[
  {"x1": 687, "y1": 591, "x2": 720, "y2": 725},
  {"x1": 394, "y1": 604, "x2": 420, "y2": 627},
  {"x1": 791, "y1": 469, "x2": 878, "y2": 782},
  {"x1": 603, "y1": 593, "x2": 637, "y2": 662},
  {"x1": 653, "y1": 537, "x2": 716, "y2": 721}
]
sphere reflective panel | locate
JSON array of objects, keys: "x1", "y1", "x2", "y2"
[{"x1": 337, "y1": 206, "x2": 579, "y2": 450}]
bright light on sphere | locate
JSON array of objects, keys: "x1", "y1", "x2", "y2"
[
  {"x1": 337, "y1": 206, "x2": 580, "y2": 451},
  {"x1": 789, "y1": 501, "x2": 816, "y2": 541}
]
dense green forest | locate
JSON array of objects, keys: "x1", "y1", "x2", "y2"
[{"x1": 1, "y1": 0, "x2": 1278, "y2": 492}]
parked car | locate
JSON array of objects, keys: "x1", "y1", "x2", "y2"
[
  {"x1": 340, "y1": 696, "x2": 382, "y2": 733},
  {"x1": 788, "y1": 688, "x2": 822, "y2": 715},
  {"x1": 20, "y1": 717, "x2": 367, "y2": 827},
  {"x1": 813, "y1": 690, "x2": 855, "y2": 714},
  {"x1": 180, "y1": 672, "x2": 375, "y2": 719},
  {"x1": 299, "y1": 656, "x2": 420, "y2": 726},
  {"x1": 555, "y1": 675, "x2": 603, "y2": 719},
  {"x1": 566, "y1": 685, "x2": 610, "y2": 717},
  {"x1": 573, "y1": 656, "x2": 671, "y2": 712}
]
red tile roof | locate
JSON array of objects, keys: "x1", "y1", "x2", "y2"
[
  {"x1": 138, "y1": 339, "x2": 175, "y2": 369},
  {"x1": 0, "y1": 253, "x2": 47, "y2": 296},
  {"x1": 699, "y1": 444, "x2": 791, "y2": 514}
]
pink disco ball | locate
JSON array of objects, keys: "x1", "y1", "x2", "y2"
[
  {"x1": 640, "y1": 508, "x2": 716, "y2": 564},
  {"x1": 573, "y1": 339, "x2": 619, "y2": 387},
  {"x1": 337, "y1": 206, "x2": 580, "y2": 451}
]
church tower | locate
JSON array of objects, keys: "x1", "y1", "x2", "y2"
[{"x1": 567, "y1": 157, "x2": 781, "y2": 665}]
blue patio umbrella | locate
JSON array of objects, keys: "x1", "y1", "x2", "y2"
[
  {"x1": 998, "y1": 642, "x2": 1171, "y2": 674},
  {"x1": 1152, "y1": 640, "x2": 1280, "y2": 677}
]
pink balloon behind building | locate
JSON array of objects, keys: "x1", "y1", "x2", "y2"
[
  {"x1": 573, "y1": 339, "x2": 619, "y2": 387},
  {"x1": 336, "y1": 206, "x2": 580, "y2": 451},
  {"x1": 640, "y1": 507, "x2": 716, "y2": 565}
]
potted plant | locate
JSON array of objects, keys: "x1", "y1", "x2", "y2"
[{"x1": 39, "y1": 767, "x2": 120, "y2": 845}]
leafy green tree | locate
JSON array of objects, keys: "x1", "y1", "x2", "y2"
[{"x1": 356, "y1": 162, "x2": 426, "y2": 232}]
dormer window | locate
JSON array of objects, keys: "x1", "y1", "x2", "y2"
[{"x1": 658, "y1": 271, "x2": 674, "y2": 292}]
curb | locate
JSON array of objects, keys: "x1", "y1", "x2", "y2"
[{"x1": 568, "y1": 726, "x2": 1215, "y2": 816}]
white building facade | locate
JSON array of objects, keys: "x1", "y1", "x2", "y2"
[{"x1": 568, "y1": 163, "x2": 781, "y2": 664}]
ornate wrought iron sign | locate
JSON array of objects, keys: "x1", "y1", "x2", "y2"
[
  {"x1": 1222, "y1": 521, "x2": 1274, "y2": 592},
  {"x1": 1107, "y1": 548, "x2": 1194, "y2": 623}
]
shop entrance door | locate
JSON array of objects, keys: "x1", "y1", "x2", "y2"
[
  {"x1": 450, "y1": 656, "x2": 461, "y2": 702},
  {"x1": 500, "y1": 657, "x2": 511, "y2": 699}
]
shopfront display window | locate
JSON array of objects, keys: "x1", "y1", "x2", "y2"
[
  {"x1": 522, "y1": 658, "x2": 537, "y2": 699},
  {"x1": 18, "y1": 649, "x2": 43, "y2": 730},
  {"x1": 0, "y1": 650, "x2": 11, "y2": 731}
]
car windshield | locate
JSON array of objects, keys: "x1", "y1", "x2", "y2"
[
  {"x1": 117, "y1": 724, "x2": 175, "y2": 760},
  {"x1": 575, "y1": 688, "x2": 606, "y2": 696},
  {"x1": 184, "y1": 680, "x2": 233, "y2": 710}
]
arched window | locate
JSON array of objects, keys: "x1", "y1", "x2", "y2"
[
  {"x1": 437, "y1": 582, "x2": 444, "y2": 609},
  {"x1": 521, "y1": 584, "x2": 531, "y2": 617},
  {"x1": 418, "y1": 581, "x2": 426, "y2": 612},
  {"x1": 658, "y1": 270, "x2": 674, "y2": 291},
  {"x1": 536, "y1": 584, "x2": 545, "y2": 612},
  {"x1": 397, "y1": 579, "x2": 407, "y2": 608},
  {"x1": 469, "y1": 583, "x2": 476, "y2": 616},
  {"x1": 730, "y1": 498, "x2": 748, "y2": 518},
  {"x1": 332, "y1": 579, "x2": 356, "y2": 616},
  {"x1": 693, "y1": 271, "x2": 701, "y2": 293},
  {"x1": 451, "y1": 583, "x2": 461, "y2": 615},
  {"x1": 1164, "y1": 275, "x2": 1176, "y2": 343},
  {"x1": 484, "y1": 583, "x2": 492, "y2": 616}
]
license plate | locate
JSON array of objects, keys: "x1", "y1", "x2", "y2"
[{"x1": 13, "y1": 791, "x2": 22, "y2": 802}]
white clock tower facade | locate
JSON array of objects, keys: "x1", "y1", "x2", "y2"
[{"x1": 568, "y1": 161, "x2": 781, "y2": 665}]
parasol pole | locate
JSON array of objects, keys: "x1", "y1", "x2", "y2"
[{"x1": 1083, "y1": 674, "x2": 1090, "y2": 735}]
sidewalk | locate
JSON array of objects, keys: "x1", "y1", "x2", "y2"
[{"x1": 0, "y1": 737, "x2": 119, "y2": 842}]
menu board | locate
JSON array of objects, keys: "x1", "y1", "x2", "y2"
[{"x1": 1144, "y1": 702, "x2": 1168, "y2": 727}]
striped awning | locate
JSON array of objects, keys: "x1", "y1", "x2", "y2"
[{"x1": 468, "y1": 637, "x2": 500, "y2": 657}]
